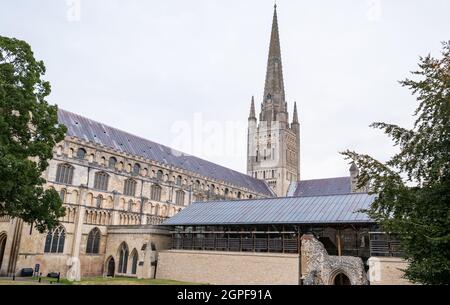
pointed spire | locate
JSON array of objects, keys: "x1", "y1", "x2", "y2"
[
  {"x1": 263, "y1": 4, "x2": 285, "y2": 107},
  {"x1": 249, "y1": 96, "x2": 256, "y2": 120},
  {"x1": 292, "y1": 101, "x2": 299, "y2": 124}
]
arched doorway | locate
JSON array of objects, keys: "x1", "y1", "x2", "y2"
[
  {"x1": 334, "y1": 273, "x2": 351, "y2": 285},
  {"x1": 106, "y1": 256, "x2": 115, "y2": 277},
  {"x1": 0, "y1": 233, "x2": 6, "y2": 271}
]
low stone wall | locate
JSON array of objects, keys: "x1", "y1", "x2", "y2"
[
  {"x1": 156, "y1": 250, "x2": 299, "y2": 285},
  {"x1": 367, "y1": 257, "x2": 413, "y2": 285},
  {"x1": 301, "y1": 234, "x2": 368, "y2": 285}
]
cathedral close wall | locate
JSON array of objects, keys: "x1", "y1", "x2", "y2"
[{"x1": 156, "y1": 250, "x2": 299, "y2": 285}]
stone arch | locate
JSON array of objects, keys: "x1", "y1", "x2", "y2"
[
  {"x1": 71, "y1": 190, "x2": 79, "y2": 204},
  {"x1": 117, "y1": 242, "x2": 129, "y2": 274},
  {"x1": 86, "y1": 193, "x2": 93, "y2": 206},
  {"x1": 130, "y1": 248, "x2": 139, "y2": 275},
  {"x1": 0, "y1": 232, "x2": 7, "y2": 271},
  {"x1": 328, "y1": 269, "x2": 353, "y2": 285},
  {"x1": 105, "y1": 256, "x2": 115, "y2": 277}
]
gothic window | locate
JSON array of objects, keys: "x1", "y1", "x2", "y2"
[
  {"x1": 86, "y1": 228, "x2": 100, "y2": 254},
  {"x1": 44, "y1": 225, "x2": 65, "y2": 253},
  {"x1": 108, "y1": 157, "x2": 117, "y2": 169},
  {"x1": 55, "y1": 163, "x2": 74, "y2": 184},
  {"x1": 224, "y1": 188, "x2": 229, "y2": 197},
  {"x1": 133, "y1": 163, "x2": 141, "y2": 176},
  {"x1": 209, "y1": 184, "x2": 215, "y2": 195},
  {"x1": 194, "y1": 180, "x2": 200, "y2": 190},
  {"x1": 176, "y1": 175, "x2": 182, "y2": 186},
  {"x1": 96, "y1": 195, "x2": 103, "y2": 208},
  {"x1": 237, "y1": 192, "x2": 242, "y2": 199},
  {"x1": 154, "y1": 204, "x2": 160, "y2": 216},
  {"x1": 175, "y1": 190, "x2": 185, "y2": 205},
  {"x1": 156, "y1": 170, "x2": 163, "y2": 180},
  {"x1": 131, "y1": 249, "x2": 138, "y2": 275},
  {"x1": 151, "y1": 185, "x2": 162, "y2": 201},
  {"x1": 76, "y1": 148, "x2": 86, "y2": 159},
  {"x1": 118, "y1": 242, "x2": 129, "y2": 274},
  {"x1": 94, "y1": 172, "x2": 109, "y2": 191},
  {"x1": 59, "y1": 189, "x2": 66, "y2": 202},
  {"x1": 123, "y1": 179, "x2": 137, "y2": 196}
]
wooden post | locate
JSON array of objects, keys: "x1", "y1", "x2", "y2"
[{"x1": 337, "y1": 229, "x2": 342, "y2": 256}]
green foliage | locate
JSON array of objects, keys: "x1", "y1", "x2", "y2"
[
  {"x1": 0, "y1": 36, "x2": 67, "y2": 232},
  {"x1": 342, "y1": 41, "x2": 450, "y2": 284}
]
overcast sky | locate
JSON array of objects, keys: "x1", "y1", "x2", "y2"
[{"x1": 2, "y1": 0, "x2": 449, "y2": 179}]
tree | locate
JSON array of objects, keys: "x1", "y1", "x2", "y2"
[
  {"x1": 342, "y1": 41, "x2": 450, "y2": 285},
  {"x1": 0, "y1": 36, "x2": 67, "y2": 233}
]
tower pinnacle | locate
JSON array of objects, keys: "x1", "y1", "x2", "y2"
[{"x1": 249, "y1": 96, "x2": 256, "y2": 120}]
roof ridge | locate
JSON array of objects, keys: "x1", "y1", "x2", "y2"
[
  {"x1": 195, "y1": 192, "x2": 372, "y2": 205},
  {"x1": 299, "y1": 176, "x2": 350, "y2": 182}
]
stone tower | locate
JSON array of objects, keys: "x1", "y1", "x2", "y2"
[{"x1": 247, "y1": 5, "x2": 300, "y2": 197}]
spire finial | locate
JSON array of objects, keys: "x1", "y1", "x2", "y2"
[
  {"x1": 292, "y1": 101, "x2": 299, "y2": 124},
  {"x1": 249, "y1": 96, "x2": 256, "y2": 120}
]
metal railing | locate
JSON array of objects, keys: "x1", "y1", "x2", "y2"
[{"x1": 369, "y1": 232, "x2": 404, "y2": 257}]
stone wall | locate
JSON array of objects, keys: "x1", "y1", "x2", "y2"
[
  {"x1": 104, "y1": 225, "x2": 171, "y2": 278},
  {"x1": 156, "y1": 250, "x2": 299, "y2": 285},
  {"x1": 367, "y1": 257, "x2": 413, "y2": 285},
  {"x1": 301, "y1": 234, "x2": 368, "y2": 285}
]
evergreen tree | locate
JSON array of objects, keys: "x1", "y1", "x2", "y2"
[{"x1": 342, "y1": 41, "x2": 450, "y2": 284}]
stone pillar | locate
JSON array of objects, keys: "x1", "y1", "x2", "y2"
[
  {"x1": 0, "y1": 218, "x2": 23, "y2": 276},
  {"x1": 111, "y1": 191, "x2": 121, "y2": 225},
  {"x1": 66, "y1": 185, "x2": 87, "y2": 281},
  {"x1": 140, "y1": 197, "x2": 148, "y2": 225}
]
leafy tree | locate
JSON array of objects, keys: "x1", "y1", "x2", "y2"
[
  {"x1": 342, "y1": 41, "x2": 450, "y2": 284},
  {"x1": 0, "y1": 36, "x2": 67, "y2": 233}
]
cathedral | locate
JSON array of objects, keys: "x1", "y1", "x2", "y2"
[
  {"x1": 247, "y1": 5, "x2": 300, "y2": 197},
  {"x1": 0, "y1": 5, "x2": 406, "y2": 285}
]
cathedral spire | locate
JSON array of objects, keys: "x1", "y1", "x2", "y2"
[
  {"x1": 263, "y1": 4, "x2": 285, "y2": 107},
  {"x1": 249, "y1": 96, "x2": 256, "y2": 120},
  {"x1": 292, "y1": 101, "x2": 299, "y2": 124}
]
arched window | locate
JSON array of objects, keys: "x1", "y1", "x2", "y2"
[
  {"x1": 123, "y1": 179, "x2": 137, "y2": 196},
  {"x1": 154, "y1": 204, "x2": 160, "y2": 216},
  {"x1": 151, "y1": 185, "x2": 162, "y2": 201},
  {"x1": 86, "y1": 228, "x2": 100, "y2": 254},
  {"x1": 76, "y1": 148, "x2": 87, "y2": 159},
  {"x1": 59, "y1": 189, "x2": 66, "y2": 202},
  {"x1": 44, "y1": 225, "x2": 65, "y2": 253},
  {"x1": 175, "y1": 190, "x2": 185, "y2": 205},
  {"x1": 55, "y1": 163, "x2": 74, "y2": 184},
  {"x1": 194, "y1": 180, "x2": 200, "y2": 190},
  {"x1": 108, "y1": 157, "x2": 117, "y2": 169},
  {"x1": 94, "y1": 172, "x2": 109, "y2": 191},
  {"x1": 224, "y1": 188, "x2": 229, "y2": 197},
  {"x1": 133, "y1": 163, "x2": 141, "y2": 176},
  {"x1": 131, "y1": 249, "x2": 138, "y2": 275},
  {"x1": 118, "y1": 242, "x2": 129, "y2": 274},
  {"x1": 176, "y1": 175, "x2": 182, "y2": 186},
  {"x1": 156, "y1": 170, "x2": 163, "y2": 180},
  {"x1": 209, "y1": 184, "x2": 215, "y2": 195},
  {"x1": 237, "y1": 191, "x2": 242, "y2": 199},
  {"x1": 96, "y1": 195, "x2": 103, "y2": 208},
  {"x1": 128, "y1": 200, "x2": 133, "y2": 212}
]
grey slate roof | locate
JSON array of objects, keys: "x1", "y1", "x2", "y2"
[
  {"x1": 163, "y1": 193, "x2": 376, "y2": 226},
  {"x1": 293, "y1": 177, "x2": 351, "y2": 197},
  {"x1": 57, "y1": 109, "x2": 273, "y2": 197}
]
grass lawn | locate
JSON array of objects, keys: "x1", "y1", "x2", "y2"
[{"x1": 0, "y1": 276, "x2": 202, "y2": 285}]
